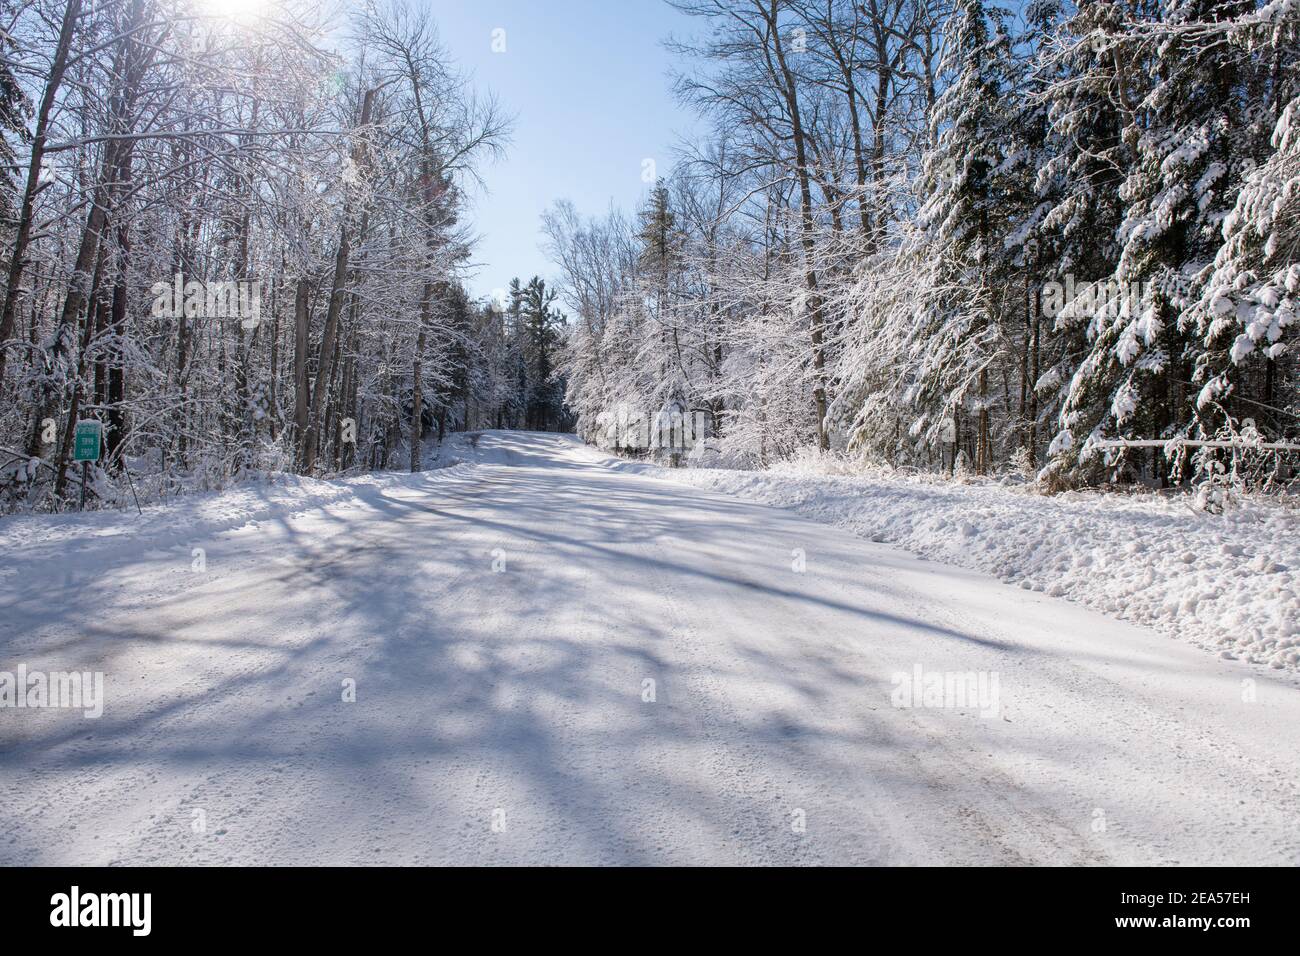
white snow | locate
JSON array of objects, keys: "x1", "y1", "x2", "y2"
[
  {"x1": 656, "y1": 459, "x2": 1300, "y2": 672},
  {"x1": 2, "y1": 431, "x2": 1298, "y2": 865}
]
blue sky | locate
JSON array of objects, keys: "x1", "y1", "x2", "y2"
[{"x1": 432, "y1": 0, "x2": 702, "y2": 304}]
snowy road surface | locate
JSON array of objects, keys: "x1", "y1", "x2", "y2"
[{"x1": 2, "y1": 430, "x2": 1298, "y2": 865}]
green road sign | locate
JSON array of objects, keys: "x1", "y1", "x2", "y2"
[{"x1": 73, "y1": 421, "x2": 102, "y2": 462}]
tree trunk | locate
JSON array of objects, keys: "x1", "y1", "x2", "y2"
[
  {"x1": 0, "y1": 0, "x2": 82, "y2": 393},
  {"x1": 301, "y1": 88, "x2": 375, "y2": 474},
  {"x1": 410, "y1": 320, "x2": 426, "y2": 472},
  {"x1": 292, "y1": 277, "x2": 310, "y2": 455},
  {"x1": 769, "y1": 0, "x2": 829, "y2": 451}
]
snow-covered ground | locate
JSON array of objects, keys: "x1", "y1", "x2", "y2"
[
  {"x1": 656, "y1": 462, "x2": 1300, "y2": 673},
  {"x1": 1, "y1": 430, "x2": 1298, "y2": 865}
]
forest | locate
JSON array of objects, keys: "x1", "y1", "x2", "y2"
[
  {"x1": 1, "y1": 0, "x2": 1298, "y2": 514},
  {"x1": 0, "y1": 0, "x2": 571, "y2": 513},
  {"x1": 550, "y1": 0, "x2": 1300, "y2": 494}
]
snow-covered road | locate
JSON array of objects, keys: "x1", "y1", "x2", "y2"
[{"x1": 2, "y1": 430, "x2": 1297, "y2": 865}]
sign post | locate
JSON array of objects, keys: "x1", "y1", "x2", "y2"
[{"x1": 73, "y1": 420, "x2": 102, "y2": 511}]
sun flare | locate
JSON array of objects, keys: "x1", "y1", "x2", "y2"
[{"x1": 200, "y1": 0, "x2": 261, "y2": 23}]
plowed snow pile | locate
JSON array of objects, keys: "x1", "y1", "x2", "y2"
[{"x1": 659, "y1": 465, "x2": 1300, "y2": 671}]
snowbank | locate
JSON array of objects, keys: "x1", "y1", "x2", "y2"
[
  {"x1": 0, "y1": 449, "x2": 477, "y2": 591},
  {"x1": 655, "y1": 464, "x2": 1300, "y2": 671}
]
